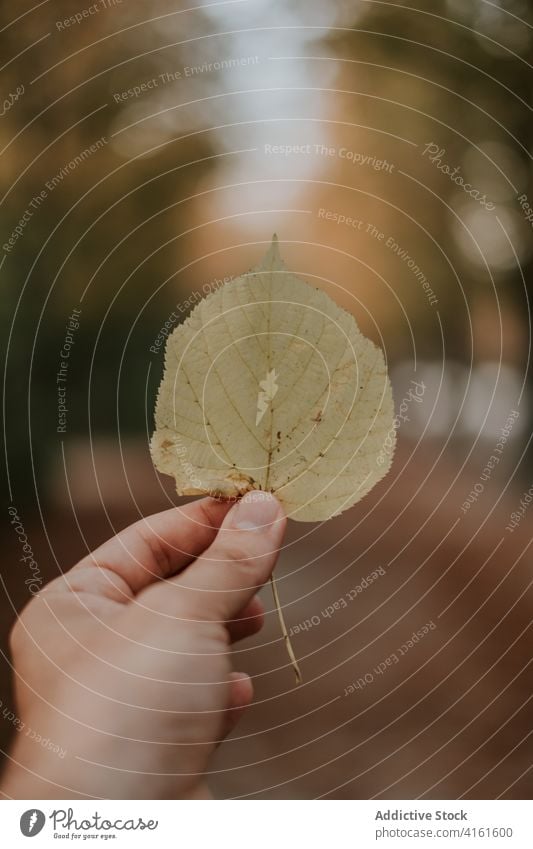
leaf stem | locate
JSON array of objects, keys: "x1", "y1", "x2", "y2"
[{"x1": 270, "y1": 574, "x2": 302, "y2": 685}]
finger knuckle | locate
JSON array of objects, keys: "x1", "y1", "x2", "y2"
[{"x1": 214, "y1": 543, "x2": 256, "y2": 572}]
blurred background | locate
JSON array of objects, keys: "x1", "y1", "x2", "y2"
[{"x1": 1, "y1": 0, "x2": 532, "y2": 799}]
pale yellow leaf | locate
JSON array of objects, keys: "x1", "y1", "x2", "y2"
[{"x1": 151, "y1": 236, "x2": 395, "y2": 522}]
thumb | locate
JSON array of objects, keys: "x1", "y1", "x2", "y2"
[{"x1": 169, "y1": 491, "x2": 286, "y2": 622}]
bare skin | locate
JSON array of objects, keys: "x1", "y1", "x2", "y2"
[{"x1": 1, "y1": 491, "x2": 286, "y2": 799}]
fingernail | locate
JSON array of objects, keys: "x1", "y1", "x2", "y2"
[
  {"x1": 229, "y1": 671, "x2": 250, "y2": 683},
  {"x1": 230, "y1": 491, "x2": 281, "y2": 531}
]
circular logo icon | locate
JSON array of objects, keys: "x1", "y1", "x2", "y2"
[{"x1": 20, "y1": 809, "x2": 46, "y2": 837}]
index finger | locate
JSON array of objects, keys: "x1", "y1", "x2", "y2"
[{"x1": 60, "y1": 497, "x2": 234, "y2": 597}]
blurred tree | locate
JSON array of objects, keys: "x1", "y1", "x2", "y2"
[
  {"x1": 0, "y1": 2, "x2": 222, "y2": 503},
  {"x1": 326, "y1": 0, "x2": 533, "y2": 353}
]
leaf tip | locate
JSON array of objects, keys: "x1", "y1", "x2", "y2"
[
  {"x1": 262, "y1": 233, "x2": 283, "y2": 269},
  {"x1": 270, "y1": 233, "x2": 280, "y2": 256}
]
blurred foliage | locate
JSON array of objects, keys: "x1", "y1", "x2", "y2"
[
  {"x1": 0, "y1": 2, "x2": 219, "y2": 502},
  {"x1": 328, "y1": 0, "x2": 533, "y2": 352}
]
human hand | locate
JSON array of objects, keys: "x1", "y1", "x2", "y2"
[{"x1": 1, "y1": 492, "x2": 286, "y2": 799}]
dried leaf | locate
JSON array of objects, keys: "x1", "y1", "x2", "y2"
[{"x1": 151, "y1": 236, "x2": 395, "y2": 522}]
